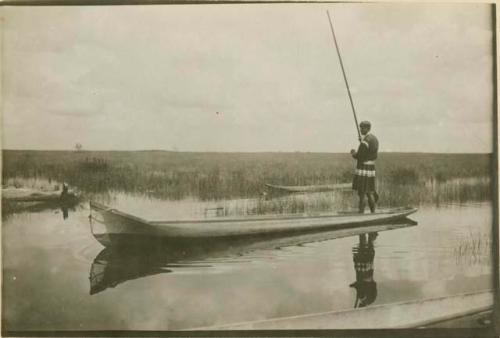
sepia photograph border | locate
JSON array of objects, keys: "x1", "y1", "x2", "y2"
[{"x1": 0, "y1": 1, "x2": 498, "y2": 337}]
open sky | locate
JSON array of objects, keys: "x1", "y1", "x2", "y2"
[{"x1": 1, "y1": 3, "x2": 494, "y2": 153}]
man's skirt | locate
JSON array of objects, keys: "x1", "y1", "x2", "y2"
[{"x1": 352, "y1": 163, "x2": 376, "y2": 193}]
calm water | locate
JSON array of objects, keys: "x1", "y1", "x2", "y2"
[{"x1": 2, "y1": 195, "x2": 493, "y2": 331}]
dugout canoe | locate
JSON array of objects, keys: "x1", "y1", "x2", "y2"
[
  {"x1": 197, "y1": 290, "x2": 493, "y2": 330},
  {"x1": 2, "y1": 187, "x2": 78, "y2": 203},
  {"x1": 89, "y1": 201, "x2": 417, "y2": 247},
  {"x1": 265, "y1": 183, "x2": 352, "y2": 193}
]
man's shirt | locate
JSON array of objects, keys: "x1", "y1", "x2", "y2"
[{"x1": 353, "y1": 133, "x2": 379, "y2": 163}]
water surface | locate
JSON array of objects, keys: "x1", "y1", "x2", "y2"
[{"x1": 2, "y1": 197, "x2": 492, "y2": 331}]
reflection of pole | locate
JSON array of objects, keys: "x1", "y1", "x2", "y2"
[{"x1": 326, "y1": 10, "x2": 361, "y2": 141}]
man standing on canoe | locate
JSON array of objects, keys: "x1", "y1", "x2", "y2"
[{"x1": 350, "y1": 121, "x2": 379, "y2": 213}]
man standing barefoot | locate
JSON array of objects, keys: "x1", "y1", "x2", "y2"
[{"x1": 350, "y1": 121, "x2": 379, "y2": 213}]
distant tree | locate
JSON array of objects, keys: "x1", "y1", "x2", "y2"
[{"x1": 75, "y1": 143, "x2": 83, "y2": 152}]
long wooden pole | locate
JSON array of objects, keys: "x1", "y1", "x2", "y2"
[{"x1": 326, "y1": 10, "x2": 361, "y2": 141}]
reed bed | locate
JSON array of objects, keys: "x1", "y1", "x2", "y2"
[
  {"x1": 2, "y1": 150, "x2": 493, "y2": 215},
  {"x1": 453, "y1": 231, "x2": 492, "y2": 266}
]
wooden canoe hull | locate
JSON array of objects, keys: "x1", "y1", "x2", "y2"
[
  {"x1": 2, "y1": 188, "x2": 78, "y2": 203},
  {"x1": 89, "y1": 201, "x2": 417, "y2": 247},
  {"x1": 197, "y1": 290, "x2": 493, "y2": 330}
]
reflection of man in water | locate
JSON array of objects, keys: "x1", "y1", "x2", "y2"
[
  {"x1": 62, "y1": 206, "x2": 69, "y2": 220},
  {"x1": 350, "y1": 232, "x2": 378, "y2": 308},
  {"x1": 60, "y1": 183, "x2": 69, "y2": 220}
]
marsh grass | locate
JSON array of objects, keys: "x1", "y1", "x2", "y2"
[
  {"x1": 2, "y1": 150, "x2": 492, "y2": 215},
  {"x1": 454, "y1": 231, "x2": 492, "y2": 266}
]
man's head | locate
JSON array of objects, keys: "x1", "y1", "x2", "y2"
[{"x1": 360, "y1": 121, "x2": 371, "y2": 135}]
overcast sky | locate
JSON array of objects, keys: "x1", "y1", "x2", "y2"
[{"x1": 1, "y1": 3, "x2": 494, "y2": 152}]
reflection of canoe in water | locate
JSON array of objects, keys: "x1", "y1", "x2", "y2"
[
  {"x1": 2, "y1": 187, "x2": 78, "y2": 202},
  {"x1": 89, "y1": 248, "x2": 173, "y2": 295},
  {"x1": 89, "y1": 201, "x2": 417, "y2": 247},
  {"x1": 265, "y1": 183, "x2": 352, "y2": 193},
  {"x1": 89, "y1": 220, "x2": 417, "y2": 294}
]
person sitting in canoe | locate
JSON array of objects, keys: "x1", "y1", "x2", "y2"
[
  {"x1": 350, "y1": 121, "x2": 379, "y2": 213},
  {"x1": 60, "y1": 182, "x2": 69, "y2": 198}
]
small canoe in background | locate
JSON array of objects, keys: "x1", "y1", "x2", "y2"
[
  {"x1": 2, "y1": 187, "x2": 79, "y2": 202},
  {"x1": 89, "y1": 201, "x2": 417, "y2": 247},
  {"x1": 265, "y1": 183, "x2": 352, "y2": 193}
]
